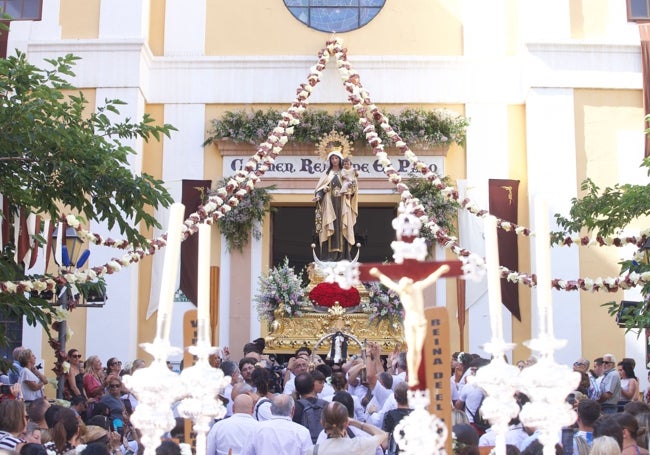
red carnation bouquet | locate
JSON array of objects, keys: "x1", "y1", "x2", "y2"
[{"x1": 309, "y1": 282, "x2": 360, "y2": 308}]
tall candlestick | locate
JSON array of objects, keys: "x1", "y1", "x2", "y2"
[
  {"x1": 156, "y1": 203, "x2": 185, "y2": 342},
  {"x1": 534, "y1": 196, "x2": 552, "y2": 336},
  {"x1": 197, "y1": 223, "x2": 211, "y2": 343},
  {"x1": 484, "y1": 215, "x2": 504, "y2": 341}
]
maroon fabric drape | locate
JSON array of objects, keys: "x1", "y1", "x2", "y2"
[
  {"x1": 180, "y1": 180, "x2": 212, "y2": 306},
  {"x1": 0, "y1": 21, "x2": 9, "y2": 59},
  {"x1": 488, "y1": 179, "x2": 521, "y2": 320},
  {"x1": 641, "y1": 24, "x2": 650, "y2": 158}
]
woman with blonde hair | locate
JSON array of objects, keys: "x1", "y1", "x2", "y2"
[
  {"x1": 591, "y1": 436, "x2": 622, "y2": 455},
  {"x1": 308, "y1": 401, "x2": 387, "y2": 454},
  {"x1": 83, "y1": 356, "x2": 105, "y2": 400},
  {"x1": 18, "y1": 348, "x2": 48, "y2": 402}
]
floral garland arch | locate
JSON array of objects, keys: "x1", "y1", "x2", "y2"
[{"x1": 1, "y1": 37, "x2": 649, "y2": 298}]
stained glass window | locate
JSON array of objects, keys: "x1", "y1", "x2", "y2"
[
  {"x1": 284, "y1": 0, "x2": 385, "y2": 33},
  {"x1": 0, "y1": 0, "x2": 42, "y2": 21}
]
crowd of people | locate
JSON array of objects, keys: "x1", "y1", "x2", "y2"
[
  {"x1": 4, "y1": 340, "x2": 650, "y2": 455},
  {"x1": 0, "y1": 346, "x2": 185, "y2": 455},
  {"x1": 204, "y1": 338, "x2": 408, "y2": 455},
  {"x1": 451, "y1": 351, "x2": 650, "y2": 455}
]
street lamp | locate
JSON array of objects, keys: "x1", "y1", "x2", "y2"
[{"x1": 51, "y1": 225, "x2": 89, "y2": 399}]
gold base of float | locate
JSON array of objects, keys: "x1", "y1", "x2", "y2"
[
  {"x1": 264, "y1": 262, "x2": 405, "y2": 354},
  {"x1": 264, "y1": 303, "x2": 404, "y2": 354}
]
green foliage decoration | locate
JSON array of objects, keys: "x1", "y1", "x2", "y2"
[
  {"x1": 212, "y1": 180, "x2": 275, "y2": 252},
  {"x1": 206, "y1": 107, "x2": 468, "y2": 148},
  {"x1": 403, "y1": 173, "x2": 460, "y2": 246}
]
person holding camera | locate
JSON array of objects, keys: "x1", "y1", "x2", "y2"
[{"x1": 18, "y1": 348, "x2": 48, "y2": 402}]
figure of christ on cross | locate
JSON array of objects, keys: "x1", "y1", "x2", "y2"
[{"x1": 369, "y1": 264, "x2": 450, "y2": 387}]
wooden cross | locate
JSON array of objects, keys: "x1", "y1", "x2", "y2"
[
  {"x1": 358, "y1": 259, "x2": 463, "y2": 388},
  {"x1": 359, "y1": 258, "x2": 461, "y2": 450}
]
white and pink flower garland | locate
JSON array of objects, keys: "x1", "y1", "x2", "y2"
[{"x1": 1, "y1": 38, "x2": 648, "y2": 297}]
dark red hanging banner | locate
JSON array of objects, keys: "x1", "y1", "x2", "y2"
[
  {"x1": 488, "y1": 179, "x2": 520, "y2": 320},
  {"x1": 180, "y1": 179, "x2": 212, "y2": 306}
]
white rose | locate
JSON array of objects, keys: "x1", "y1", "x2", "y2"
[
  {"x1": 629, "y1": 272, "x2": 640, "y2": 283},
  {"x1": 66, "y1": 215, "x2": 80, "y2": 228},
  {"x1": 396, "y1": 141, "x2": 406, "y2": 148},
  {"x1": 278, "y1": 136, "x2": 288, "y2": 145},
  {"x1": 583, "y1": 278, "x2": 594, "y2": 291}
]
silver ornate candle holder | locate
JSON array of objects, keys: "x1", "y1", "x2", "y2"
[{"x1": 122, "y1": 338, "x2": 184, "y2": 455}]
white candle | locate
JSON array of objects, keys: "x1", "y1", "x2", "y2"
[
  {"x1": 197, "y1": 223, "x2": 211, "y2": 343},
  {"x1": 157, "y1": 203, "x2": 185, "y2": 342},
  {"x1": 484, "y1": 215, "x2": 504, "y2": 341},
  {"x1": 534, "y1": 196, "x2": 553, "y2": 336}
]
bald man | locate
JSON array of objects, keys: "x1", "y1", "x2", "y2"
[
  {"x1": 243, "y1": 394, "x2": 313, "y2": 455},
  {"x1": 207, "y1": 394, "x2": 259, "y2": 455}
]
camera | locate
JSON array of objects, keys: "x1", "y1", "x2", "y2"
[{"x1": 0, "y1": 385, "x2": 11, "y2": 395}]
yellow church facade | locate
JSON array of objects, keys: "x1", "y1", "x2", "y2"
[{"x1": 5, "y1": 0, "x2": 649, "y2": 385}]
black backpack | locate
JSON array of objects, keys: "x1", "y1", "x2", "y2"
[
  {"x1": 298, "y1": 398, "x2": 327, "y2": 443},
  {"x1": 468, "y1": 395, "x2": 491, "y2": 431}
]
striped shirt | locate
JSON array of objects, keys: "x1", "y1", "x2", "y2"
[{"x1": 0, "y1": 431, "x2": 24, "y2": 451}]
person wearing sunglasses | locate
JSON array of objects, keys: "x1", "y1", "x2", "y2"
[
  {"x1": 65, "y1": 349, "x2": 85, "y2": 400},
  {"x1": 597, "y1": 354, "x2": 622, "y2": 414},
  {"x1": 99, "y1": 376, "x2": 127, "y2": 424}
]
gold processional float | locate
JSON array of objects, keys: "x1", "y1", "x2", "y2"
[
  {"x1": 263, "y1": 132, "x2": 405, "y2": 356},
  {"x1": 263, "y1": 246, "x2": 406, "y2": 356}
]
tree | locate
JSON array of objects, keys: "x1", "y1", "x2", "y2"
[
  {"x1": 0, "y1": 52, "x2": 176, "y2": 361},
  {"x1": 553, "y1": 154, "x2": 650, "y2": 329}
]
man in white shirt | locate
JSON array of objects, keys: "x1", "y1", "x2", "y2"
[
  {"x1": 207, "y1": 394, "x2": 259, "y2": 455},
  {"x1": 242, "y1": 394, "x2": 313, "y2": 455},
  {"x1": 455, "y1": 358, "x2": 489, "y2": 430},
  {"x1": 282, "y1": 356, "x2": 309, "y2": 395}
]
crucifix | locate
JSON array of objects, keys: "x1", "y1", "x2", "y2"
[{"x1": 356, "y1": 202, "x2": 464, "y2": 389}]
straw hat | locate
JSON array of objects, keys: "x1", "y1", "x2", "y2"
[{"x1": 81, "y1": 425, "x2": 108, "y2": 444}]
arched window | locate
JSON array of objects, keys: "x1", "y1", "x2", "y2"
[
  {"x1": 284, "y1": 0, "x2": 385, "y2": 33},
  {"x1": 0, "y1": 0, "x2": 42, "y2": 21}
]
